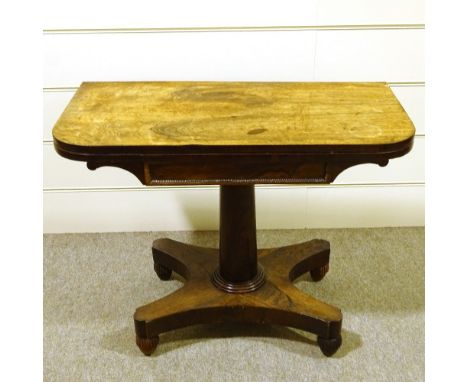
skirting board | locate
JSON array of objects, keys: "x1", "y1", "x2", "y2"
[{"x1": 43, "y1": 184, "x2": 424, "y2": 233}]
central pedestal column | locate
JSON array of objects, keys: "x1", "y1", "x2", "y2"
[
  {"x1": 136, "y1": 184, "x2": 342, "y2": 357},
  {"x1": 211, "y1": 185, "x2": 265, "y2": 293}
]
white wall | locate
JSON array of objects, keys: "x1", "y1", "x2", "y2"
[{"x1": 43, "y1": 1, "x2": 425, "y2": 233}]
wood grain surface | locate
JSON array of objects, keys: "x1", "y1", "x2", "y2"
[
  {"x1": 134, "y1": 236, "x2": 342, "y2": 357},
  {"x1": 52, "y1": 81, "x2": 415, "y2": 147}
]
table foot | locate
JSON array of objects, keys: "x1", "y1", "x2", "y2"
[
  {"x1": 135, "y1": 334, "x2": 159, "y2": 356},
  {"x1": 311, "y1": 264, "x2": 329, "y2": 282},
  {"x1": 135, "y1": 238, "x2": 342, "y2": 357},
  {"x1": 154, "y1": 263, "x2": 172, "y2": 280},
  {"x1": 318, "y1": 334, "x2": 342, "y2": 357}
]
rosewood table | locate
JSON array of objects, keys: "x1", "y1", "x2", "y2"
[{"x1": 53, "y1": 81, "x2": 415, "y2": 357}]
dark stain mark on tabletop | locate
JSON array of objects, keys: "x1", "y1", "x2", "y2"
[{"x1": 248, "y1": 128, "x2": 268, "y2": 135}]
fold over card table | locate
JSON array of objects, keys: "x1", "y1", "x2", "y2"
[{"x1": 53, "y1": 81, "x2": 415, "y2": 357}]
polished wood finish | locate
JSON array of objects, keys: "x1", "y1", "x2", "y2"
[
  {"x1": 51, "y1": 81, "x2": 416, "y2": 358},
  {"x1": 53, "y1": 82, "x2": 414, "y2": 147},
  {"x1": 59, "y1": 140, "x2": 411, "y2": 185},
  {"x1": 213, "y1": 185, "x2": 266, "y2": 293},
  {"x1": 138, "y1": 236, "x2": 341, "y2": 357},
  {"x1": 219, "y1": 185, "x2": 258, "y2": 283},
  {"x1": 53, "y1": 81, "x2": 414, "y2": 186}
]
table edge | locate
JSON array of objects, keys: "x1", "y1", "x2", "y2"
[{"x1": 53, "y1": 136, "x2": 414, "y2": 159}]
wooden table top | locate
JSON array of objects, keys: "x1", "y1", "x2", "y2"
[
  {"x1": 53, "y1": 81, "x2": 415, "y2": 186},
  {"x1": 52, "y1": 81, "x2": 414, "y2": 148}
]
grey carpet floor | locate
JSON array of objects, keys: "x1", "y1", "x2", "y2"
[{"x1": 44, "y1": 227, "x2": 424, "y2": 381}]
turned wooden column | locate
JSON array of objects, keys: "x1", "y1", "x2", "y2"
[{"x1": 212, "y1": 185, "x2": 265, "y2": 293}]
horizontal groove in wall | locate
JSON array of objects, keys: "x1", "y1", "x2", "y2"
[
  {"x1": 387, "y1": 82, "x2": 425, "y2": 87},
  {"x1": 43, "y1": 182, "x2": 425, "y2": 193},
  {"x1": 43, "y1": 87, "x2": 78, "y2": 93},
  {"x1": 43, "y1": 82, "x2": 425, "y2": 93},
  {"x1": 43, "y1": 24, "x2": 425, "y2": 35}
]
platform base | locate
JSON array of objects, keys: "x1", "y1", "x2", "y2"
[{"x1": 134, "y1": 238, "x2": 342, "y2": 357}]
